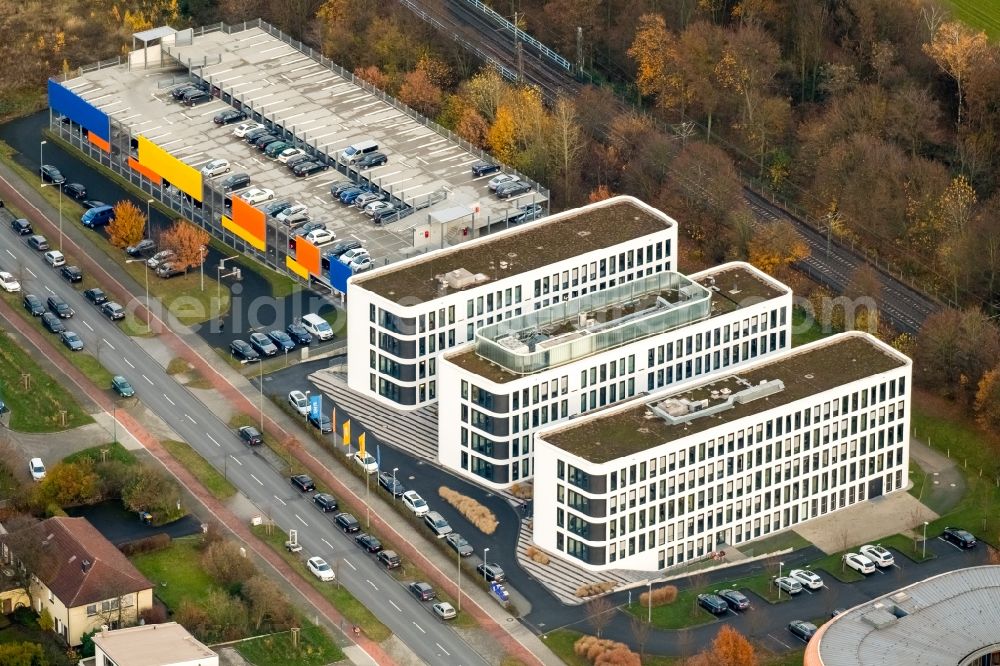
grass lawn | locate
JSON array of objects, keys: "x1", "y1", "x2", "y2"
[
  {"x1": 791, "y1": 306, "x2": 834, "y2": 346},
  {"x1": 64, "y1": 441, "x2": 136, "y2": 465},
  {"x1": 235, "y1": 624, "x2": 344, "y2": 666},
  {"x1": 735, "y1": 530, "x2": 810, "y2": 557},
  {"x1": 253, "y1": 525, "x2": 392, "y2": 642},
  {"x1": 0, "y1": 328, "x2": 92, "y2": 432},
  {"x1": 809, "y1": 551, "x2": 866, "y2": 583},
  {"x1": 161, "y1": 439, "x2": 236, "y2": 500},
  {"x1": 130, "y1": 536, "x2": 219, "y2": 611},
  {"x1": 879, "y1": 533, "x2": 936, "y2": 563},
  {"x1": 945, "y1": 0, "x2": 1000, "y2": 39},
  {"x1": 122, "y1": 262, "x2": 230, "y2": 326}
]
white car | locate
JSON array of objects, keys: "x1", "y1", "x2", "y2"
[
  {"x1": 402, "y1": 490, "x2": 429, "y2": 517},
  {"x1": 353, "y1": 452, "x2": 378, "y2": 474},
  {"x1": 29, "y1": 457, "x2": 46, "y2": 481},
  {"x1": 277, "y1": 204, "x2": 309, "y2": 224},
  {"x1": 277, "y1": 148, "x2": 306, "y2": 163},
  {"x1": 349, "y1": 256, "x2": 373, "y2": 273},
  {"x1": 232, "y1": 122, "x2": 264, "y2": 138},
  {"x1": 304, "y1": 228, "x2": 336, "y2": 246},
  {"x1": 288, "y1": 390, "x2": 310, "y2": 416},
  {"x1": 488, "y1": 173, "x2": 519, "y2": 190},
  {"x1": 43, "y1": 250, "x2": 65, "y2": 267},
  {"x1": 147, "y1": 250, "x2": 174, "y2": 269},
  {"x1": 239, "y1": 187, "x2": 275, "y2": 204},
  {"x1": 200, "y1": 158, "x2": 230, "y2": 177},
  {"x1": 0, "y1": 271, "x2": 21, "y2": 293},
  {"x1": 788, "y1": 568, "x2": 824, "y2": 590},
  {"x1": 859, "y1": 544, "x2": 895, "y2": 568},
  {"x1": 843, "y1": 552, "x2": 877, "y2": 575},
  {"x1": 365, "y1": 201, "x2": 394, "y2": 217},
  {"x1": 339, "y1": 248, "x2": 370, "y2": 265},
  {"x1": 433, "y1": 602, "x2": 457, "y2": 620},
  {"x1": 774, "y1": 576, "x2": 803, "y2": 595},
  {"x1": 307, "y1": 556, "x2": 335, "y2": 582}
]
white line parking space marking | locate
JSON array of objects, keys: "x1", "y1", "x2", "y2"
[
  {"x1": 163, "y1": 394, "x2": 175, "y2": 406},
  {"x1": 389, "y1": 600, "x2": 401, "y2": 612},
  {"x1": 413, "y1": 622, "x2": 425, "y2": 634},
  {"x1": 296, "y1": 514, "x2": 308, "y2": 526},
  {"x1": 142, "y1": 374, "x2": 153, "y2": 385},
  {"x1": 230, "y1": 455, "x2": 242, "y2": 465},
  {"x1": 273, "y1": 495, "x2": 286, "y2": 505},
  {"x1": 436, "y1": 643, "x2": 450, "y2": 656},
  {"x1": 124, "y1": 358, "x2": 134, "y2": 368},
  {"x1": 102, "y1": 339, "x2": 115, "y2": 350},
  {"x1": 251, "y1": 474, "x2": 264, "y2": 485},
  {"x1": 185, "y1": 414, "x2": 196, "y2": 424},
  {"x1": 208, "y1": 433, "x2": 220, "y2": 447},
  {"x1": 768, "y1": 634, "x2": 791, "y2": 649},
  {"x1": 343, "y1": 559, "x2": 356, "y2": 571},
  {"x1": 45, "y1": 286, "x2": 53, "y2": 294},
  {"x1": 5, "y1": 249, "x2": 13, "y2": 258}
]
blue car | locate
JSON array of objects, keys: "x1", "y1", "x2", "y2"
[
  {"x1": 268, "y1": 330, "x2": 296, "y2": 352},
  {"x1": 339, "y1": 187, "x2": 371, "y2": 205}
]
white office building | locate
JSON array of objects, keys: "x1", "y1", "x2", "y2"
[
  {"x1": 532, "y1": 332, "x2": 912, "y2": 572},
  {"x1": 346, "y1": 196, "x2": 678, "y2": 410},
  {"x1": 437, "y1": 262, "x2": 793, "y2": 488}
]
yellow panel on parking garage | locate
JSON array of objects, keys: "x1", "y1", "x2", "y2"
[{"x1": 137, "y1": 135, "x2": 203, "y2": 202}]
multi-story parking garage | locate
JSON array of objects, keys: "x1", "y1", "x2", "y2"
[{"x1": 46, "y1": 20, "x2": 548, "y2": 293}]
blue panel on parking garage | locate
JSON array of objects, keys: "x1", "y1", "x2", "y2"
[
  {"x1": 48, "y1": 79, "x2": 110, "y2": 142},
  {"x1": 329, "y1": 260, "x2": 352, "y2": 293}
]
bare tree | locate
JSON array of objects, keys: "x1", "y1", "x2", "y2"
[
  {"x1": 629, "y1": 613, "x2": 651, "y2": 657},
  {"x1": 586, "y1": 595, "x2": 615, "y2": 638}
]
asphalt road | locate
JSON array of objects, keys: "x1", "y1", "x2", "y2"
[{"x1": 0, "y1": 203, "x2": 489, "y2": 666}]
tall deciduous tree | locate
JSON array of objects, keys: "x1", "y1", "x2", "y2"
[
  {"x1": 746, "y1": 220, "x2": 809, "y2": 277},
  {"x1": 159, "y1": 220, "x2": 209, "y2": 272},
  {"x1": 915, "y1": 307, "x2": 1000, "y2": 404},
  {"x1": 708, "y1": 625, "x2": 758, "y2": 666},
  {"x1": 107, "y1": 200, "x2": 146, "y2": 249},
  {"x1": 33, "y1": 461, "x2": 101, "y2": 508},
  {"x1": 923, "y1": 21, "x2": 989, "y2": 128},
  {"x1": 629, "y1": 15, "x2": 689, "y2": 114},
  {"x1": 714, "y1": 25, "x2": 781, "y2": 130},
  {"x1": 244, "y1": 574, "x2": 294, "y2": 631},
  {"x1": 975, "y1": 365, "x2": 1000, "y2": 430},
  {"x1": 487, "y1": 106, "x2": 517, "y2": 164},
  {"x1": 399, "y1": 68, "x2": 443, "y2": 117},
  {"x1": 548, "y1": 97, "x2": 585, "y2": 203}
]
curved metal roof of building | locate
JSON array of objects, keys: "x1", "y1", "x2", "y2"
[{"x1": 806, "y1": 565, "x2": 1000, "y2": 666}]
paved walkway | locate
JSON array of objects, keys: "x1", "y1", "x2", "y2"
[{"x1": 909, "y1": 435, "x2": 966, "y2": 515}]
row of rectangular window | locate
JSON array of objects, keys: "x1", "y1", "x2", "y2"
[{"x1": 532, "y1": 242, "x2": 669, "y2": 300}]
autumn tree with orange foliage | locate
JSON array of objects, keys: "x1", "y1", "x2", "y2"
[
  {"x1": 399, "y1": 68, "x2": 443, "y2": 117},
  {"x1": 107, "y1": 200, "x2": 146, "y2": 249},
  {"x1": 746, "y1": 220, "x2": 809, "y2": 277},
  {"x1": 354, "y1": 65, "x2": 392, "y2": 93},
  {"x1": 688, "y1": 625, "x2": 758, "y2": 666},
  {"x1": 160, "y1": 220, "x2": 210, "y2": 272},
  {"x1": 923, "y1": 21, "x2": 989, "y2": 127},
  {"x1": 589, "y1": 185, "x2": 613, "y2": 203}
]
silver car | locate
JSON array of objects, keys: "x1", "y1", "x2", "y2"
[{"x1": 200, "y1": 158, "x2": 230, "y2": 177}]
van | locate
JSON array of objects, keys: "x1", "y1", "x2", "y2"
[
  {"x1": 343, "y1": 140, "x2": 378, "y2": 164},
  {"x1": 301, "y1": 313, "x2": 334, "y2": 341},
  {"x1": 81, "y1": 205, "x2": 115, "y2": 228}
]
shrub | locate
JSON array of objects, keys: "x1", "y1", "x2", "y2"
[
  {"x1": 201, "y1": 539, "x2": 257, "y2": 588},
  {"x1": 575, "y1": 581, "x2": 617, "y2": 598},
  {"x1": 140, "y1": 604, "x2": 168, "y2": 625},
  {"x1": 119, "y1": 532, "x2": 172, "y2": 556},
  {"x1": 509, "y1": 483, "x2": 533, "y2": 499},
  {"x1": 439, "y1": 486, "x2": 498, "y2": 534},
  {"x1": 525, "y1": 545, "x2": 550, "y2": 565},
  {"x1": 639, "y1": 584, "x2": 678, "y2": 608},
  {"x1": 573, "y1": 635, "x2": 640, "y2": 666}
]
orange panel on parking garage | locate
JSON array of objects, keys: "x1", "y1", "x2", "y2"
[
  {"x1": 230, "y1": 197, "x2": 266, "y2": 249},
  {"x1": 295, "y1": 237, "x2": 321, "y2": 276},
  {"x1": 88, "y1": 131, "x2": 110, "y2": 152},
  {"x1": 222, "y1": 214, "x2": 266, "y2": 251},
  {"x1": 127, "y1": 157, "x2": 162, "y2": 185}
]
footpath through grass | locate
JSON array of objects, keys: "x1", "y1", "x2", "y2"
[
  {"x1": 160, "y1": 439, "x2": 236, "y2": 500},
  {"x1": 0, "y1": 329, "x2": 92, "y2": 432}
]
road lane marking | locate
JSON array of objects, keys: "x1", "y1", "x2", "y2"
[
  {"x1": 26, "y1": 268, "x2": 35, "y2": 278},
  {"x1": 389, "y1": 600, "x2": 401, "y2": 612},
  {"x1": 102, "y1": 339, "x2": 115, "y2": 350},
  {"x1": 4, "y1": 249, "x2": 13, "y2": 258},
  {"x1": 163, "y1": 394, "x2": 175, "y2": 406},
  {"x1": 251, "y1": 474, "x2": 264, "y2": 485},
  {"x1": 207, "y1": 433, "x2": 220, "y2": 446},
  {"x1": 185, "y1": 414, "x2": 196, "y2": 423},
  {"x1": 366, "y1": 579, "x2": 377, "y2": 590},
  {"x1": 343, "y1": 559, "x2": 356, "y2": 571},
  {"x1": 436, "y1": 643, "x2": 450, "y2": 656},
  {"x1": 81, "y1": 320, "x2": 93, "y2": 331},
  {"x1": 123, "y1": 358, "x2": 134, "y2": 368},
  {"x1": 273, "y1": 495, "x2": 286, "y2": 505},
  {"x1": 142, "y1": 374, "x2": 153, "y2": 385},
  {"x1": 45, "y1": 286, "x2": 53, "y2": 294},
  {"x1": 230, "y1": 455, "x2": 242, "y2": 465},
  {"x1": 296, "y1": 514, "x2": 308, "y2": 526},
  {"x1": 412, "y1": 622, "x2": 425, "y2": 634},
  {"x1": 322, "y1": 538, "x2": 335, "y2": 550}
]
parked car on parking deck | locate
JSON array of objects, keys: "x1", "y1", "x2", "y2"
[
  {"x1": 278, "y1": 148, "x2": 306, "y2": 163},
  {"x1": 488, "y1": 173, "x2": 517, "y2": 190},
  {"x1": 495, "y1": 180, "x2": 532, "y2": 199},
  {"x1": 293, "y1": 160, "x2": 329, "y2": 177},
  {"x1": 262, "y1": 200, "x2": 293, "y2": 218},
  {"x1": 239, "y1": 188, "x2": 275, "y2": 205},
  {"x1": 354, "y1": 151, "x2": 388, "y2": 169},
  {"x1": 232, "y1": 122, "x2": 264, "y2": 138},
  {"x1": 277, "y1": 204, "x2": 309, "y2": 225},
  {"x1": 326, "y1": 240, "x2": 362, "y2": 257},
  {"x1": 264, "y1": 141, "x2": 291, "y2": 158},
  {"x1": 214, "y1": 109, "x2": 247, "y2": 125},
  {"x1": 286, "y1": 323, "x2": 312, "y2": 345},
  {"x1": 472, "y1": 161, "x2": 501, "y2": 177},
  {"x1": 353, "y1": 192, "x2": 383, "y2": 209},
  {"x1": 349, "y1": 256, "x2": 374, "y2": 273},
  {"x1": 304, "y1": 229, "x2": 336, "y2": 246}
]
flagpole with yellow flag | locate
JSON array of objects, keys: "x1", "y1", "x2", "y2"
[
  {"x1": 342, "y1": 419, "x2": 351, "y2": 454},
  {"x1": 359, "y1": 432, "x2": 366, "y2": 457}
]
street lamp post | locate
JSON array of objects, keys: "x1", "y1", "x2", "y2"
[
  {"x1": 922, "y1": 521, "x2": 929, "y2": 559},
  {"x1": 40, "y1": 183, "x2": 64, "y2": 251},
  {"x1": 457, "y1": 544, "x2": 463, "y2": 612},
  {"x1": 483, "y1": 548, "x2": 490, "y2": 582},
  {"x1": 125, "y1": 259, "x2": 151, "y2": 333},
  {"x1": 146, "y1": 198, "x2": 154, "y2": 239},
  {"x1": 39, "y1": 140, "x2": 46, "y2": 182},
  {"x1": 647, "y1": 581, "x2": 652, "y2": 623},
  {"x1": 392, "y1": 467, "x2": 399, "y2": 503},
  {"x1": 365, "y1": 470, "x2": 371, "y2": 528}
]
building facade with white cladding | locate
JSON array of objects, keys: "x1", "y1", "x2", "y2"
[
  {"x1": 437, "y1": 262, "x2": 793, "y2": 489},
  {"x1": 531, "y1": 332, "x2": 912, "y2": 572},
  {"x1": 345, "y1": 196, "x2": 678, "y2": 411}
]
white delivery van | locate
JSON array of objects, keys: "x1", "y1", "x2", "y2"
[
  {"x1": 302, "y1": 313, "x2": 334, "y2": 341},
  {"x1": 343, "y1": 140, "x2": 379, "y2": 164}
]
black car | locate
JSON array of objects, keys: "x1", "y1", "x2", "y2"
[
  {"x1": 64, "y1": 183, "x2": 87, "y2": 200},
  {"x1": 182, "y1": 90, "x2": 212, "y2": 106},
  {"x1": 286, "y1": 323, "x2": 312, "y2": 345},
  {"x1": 355, "y1": 533, "x2": 383, "y2": 553},
  {"x1": 60, "y1": 265, "x2": 83, "y2": 283},
  {"x1": 354, "y1": 152, "x2": 388, "y2": 169},
  {"x1": 262, "y1": 200, "x2": 293, "y2": 217},
  {"x1": 377, "y1": 550, "x2": 401, "y2": 569},
  {"x1": 942, "y1": 526, "x2": 976, "y2": 548},
  {"x1": 335, "y1": 512, "x2": 360, "y2": 533},
  {"x1": 23, "y1": 294, "x2": 44, "y2": 316},
  {"x1": 496, "y1": 180, "x2": 532, "y2": 199},
  {"x1": 11, "y1": 218, "x2": 32, "y2": 235},
  {"x1": 251, "y1": 133, "x2": 280, "y2": 149},
  {"x1": 409, "y1": 582, "x2": 436, "y2": 602},
  {"x1": 313, "y1": 492, "x2": 338, "y2": 512},
  {"x1": 230, "y1": 339, "x2": 260, "y2": 363},
  {"x1": 697, "y1": 593, "x2": 730, "y2": 615},
  {"x1": 40, "y1": 164, "x2": 65, "y2": 184},
  {"x1": 372, "y1": 204, "x2": 404, "y2": 225},
  {"x1": 788, "y1": 620, "x2": 818, "y2": 641},
  {"x1": 60, "y1": 331, "x2": 84, "y2": 351},
  {"x1": 284, "y1": 154, "x2": 312, "y2": 170},
  {"x1": 237, "y1": 425, "x2": 263, "y2": 446},
  {"x1": 293, "y1": 161, "x2": 328, "y2": 177},
  {"x1": 471, "y1": 161, "x2": 501, "y2": 177},
  {"x1": 267, "y1": 330, "x2": 296, "y2": 352},
  {"x1": 307, "y1": 412, "x2": 333, "y2": 434},
  {"x1": 41, "y1": 312, "x2": 65, "y2": 333},
  {"x1": 101, "y1": 302, "x2": 126, "y2": 321},
  {"x1": 219, "y1": 173, "x2": 251, "y2": 192},
  {"x1": 84, "y1": 287, "x2": 108, "y2": 305},
  {"x1": 377, "y1": 472, "x2": 405, "y2": 497},
  {"x1": 294, "y1": 220, "x2": 326, "y2": 237},
  {"x1": 171, "y1": 83, "x2": 202, "y2": 100},
  {"x1": 81, "y1": 199, "x2": 107, "y2": 210},
  {"x1": 476, "y1": 562, "x2": 505, "y2": 583},
  {"x1": 27, "y1": 235, "x2": 49, "y2": 251},
  {"x1": 47, "y1": 295, "x2": 74, "y2": 318},
  {"x1": 126, "y1": 239, "x2": 156, "y2": 257},
  {"x1": 214, "y1": 109, "x2": 247, "y2": 125},
  {"x1": 327, "y1": 240, "x2": 363, "y2": 258},
  {"x1": 328, "y1": 181, "x2": 355, "y2": 197},
  {"x1": 717, "y1": 589, "x2": 751, "y2": 611},
  {"x1": 290, "y1": 474, "x2": 315, "y2": 492},
  {"x1": 243, "y1": 128, "x2": 270, "y2": 144}
]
